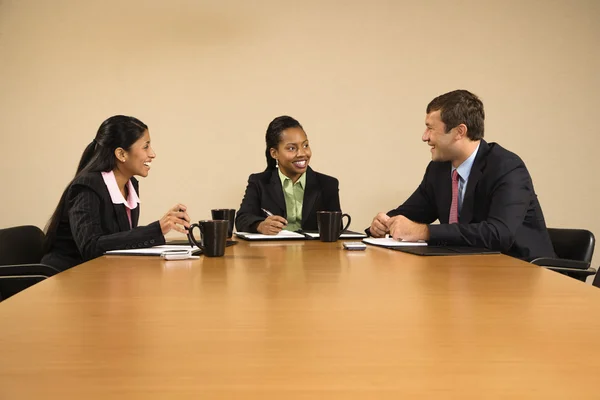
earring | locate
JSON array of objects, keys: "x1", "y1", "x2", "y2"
[{"x1": 275, "y1": 159, "x2": 279, "y2": 168}]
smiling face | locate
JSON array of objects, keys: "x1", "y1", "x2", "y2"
[
  {"x1": 116, "y1": 129, "x2": 156, "y2": 178},
  {"x1": 422, "y1": 110, "x2": 458, "y2": 163},
  {"x1": 270, "y1": 127, "x2": 311, "y2": 182}
]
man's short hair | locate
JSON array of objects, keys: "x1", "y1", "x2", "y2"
[{"x1": 426, "y1": 90, "x2": 485, "y2": 140}]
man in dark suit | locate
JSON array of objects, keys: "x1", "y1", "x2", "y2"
[{"x1": 369, "y1": 90, "x2": 555, "y2": 260}]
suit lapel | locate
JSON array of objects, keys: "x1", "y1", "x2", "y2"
[
  {"x1": 130, "y1": 179, "x2": 140, "y2": 228},
  {"x1": 97, "y1": 175, "x2": 131, "y2": 232},
  {"x1": 459, "y1": 170, "x2": 480, "y2": 223},
  {"x1": 460, "y1": 140, "x2": 488, "y2": 223},
  {"x1": 267, "y1": 169, "x2": 287, "y2": 217},
  {"x1": 302, "y1": 167, "x2": 319, "y2": 226},
  {"x1": 113, "y1": 204, "x2": 131, "y2": 232},
  {"x1": 131, "y1": 205, "x2": 140, "y2": 228},
  {"x1": 439, "y1": 163, "x2": 453, "y2": 223}
]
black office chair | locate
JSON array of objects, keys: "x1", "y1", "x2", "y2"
[
  {"x1": 530, "y1": 228, "x2": 596, "y2": 282},
  {"x1": 0, "y1": 225, "x2": 59, "y2": 301},
  {"x1": 593, "y1": 271, "x2": 600, "y2": 288}
]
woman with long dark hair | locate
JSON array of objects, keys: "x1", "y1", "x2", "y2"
[
  {"x1": 42, "y1": 115, "x2": 190, "y2": 270},
  {"x1": 235, "y1": 115, "x2": 342, "y2": 234}
]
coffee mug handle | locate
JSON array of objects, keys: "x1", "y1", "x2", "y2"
[
  {"x1": 187, "y1": 223, "x2": 205, "y2": 251},
  {"x1": 341, "y1": 213, "x2": 351, "y2": 232}
]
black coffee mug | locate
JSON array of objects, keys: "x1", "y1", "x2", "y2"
[
  {"x1": 317, "y1": 211, "x2": 351, "y2": 242},
  {"x1": 211, "y1": 209, "x2": 236, "y2": 238},
  {"x1": 187, "y1": 220, "x2": 229, "y2": 257}
]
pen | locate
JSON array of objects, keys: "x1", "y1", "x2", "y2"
[
  {"x1": 179, "y1": 208, "x2": 193, "y2": 248},
  {"x1": 261, "y1": 208, "x2": 274, "y2": 217},
  {"x1": 261, "y1": 208, "x2": 287, "y2": 227}
]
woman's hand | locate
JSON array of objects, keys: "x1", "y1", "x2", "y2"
[
  {"x1": 160, "y1": 203, "x2": 191, "y2": 235},
  {"x1": 257, "y1": 215, "x2": 288, "y2": 235}
]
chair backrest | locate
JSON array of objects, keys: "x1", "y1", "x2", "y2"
[
  {"x1": 0, "y1": 225, "x2": 46, "y2": 265},
  {"x1": 547, "y1": 228, "x2": 595, "y2": 263},
  {"x1": 0, "y1": 275, "x2": 47, "y2": 301}
]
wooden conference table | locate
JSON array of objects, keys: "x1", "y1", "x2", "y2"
[{"x1": 1, "y1": 239, "x2": 599, "y2": 399}]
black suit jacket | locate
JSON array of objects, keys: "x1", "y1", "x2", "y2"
[
  {"x1": 41, "y1": 172, "x2": 165, "y2": 270},
  {"x1": 235, "y1": 167, "x2": 342, "y2": 232},
  {"x1": 386, "y1": 140, "x2": 555, "y2": 260}
]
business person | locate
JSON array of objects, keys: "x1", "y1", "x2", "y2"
[
  {"x1": 235, "y1": 115, "x2": 341, "y2": 234},
  {"x1": 42, "y1": 115, "x2": 190, "y2": 271},
  {"x1": 369, "y1": 90, "x2": 555, "y2": 260}
]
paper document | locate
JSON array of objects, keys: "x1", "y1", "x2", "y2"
[
  {"x1": 363, "y1": 238, "x2": 427, "y2": 247},
  {"x1": 302, "y1": 231, "x2": 367, "y2": 239},
  {"x1": 235, "y1": 231, "x2": 305, "y2": 240},
  {"x1": 105, "y1": 244, "x2": 200, "y2": 256}
]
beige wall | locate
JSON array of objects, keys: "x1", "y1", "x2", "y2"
[{"x1": 1, "y1": 0, "x2": 599, "y2": 272}]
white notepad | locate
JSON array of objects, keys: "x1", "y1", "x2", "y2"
[
  {"x1": 105, "y1": 244, "x2": 200, "y2": 256},
  {"x1": 302, "y1": 231, "x2": 367, "y2": 239},
  {"x1": 362, "y1": 238, "x2": 428, "y2": 247},
  {"x1": 235, "y1": 231, "x2": 306, "y2": 240}
]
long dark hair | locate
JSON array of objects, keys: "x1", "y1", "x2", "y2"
[
  {"x1": 264, "y1": 116, "x2": 303, "y2": 170},
  {"x1": 44, "y1": 115, "x2": 148, "y2": 251}
]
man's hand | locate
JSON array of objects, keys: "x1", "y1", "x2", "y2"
[
  {"x1": 386, "y1": 215, "x2": 430, "y2": 241},
  {"x1": 369, "y1": 212, "x2": 390, "y2": 237}
]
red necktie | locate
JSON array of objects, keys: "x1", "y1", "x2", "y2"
[{"x1": 449, "y1": 169, "x2": 459, "y2": 224}]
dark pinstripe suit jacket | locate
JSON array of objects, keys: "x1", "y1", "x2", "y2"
[{"x1": 41, "y1": 172, "x2": 165, "y2": 271}]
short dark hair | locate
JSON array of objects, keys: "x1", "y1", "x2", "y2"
[
  {"x1": 264, "y1": 116, "x2": 303, "y2": 170},
  {"x1": 426, "y1": 90, "x2": 485, "y2": 140}
]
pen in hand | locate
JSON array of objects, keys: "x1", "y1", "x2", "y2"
[
  {"x1": 261, "y1": 208, "x2": 287, "y2": 227},
  {"x1": 261, "y1": 208, "x2": 274, "y2": 217},
  {"x1": 180, "y1": 208, "x2": 193, "y2": 248}
]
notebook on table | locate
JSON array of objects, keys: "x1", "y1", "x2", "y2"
[
  {"x1": 362, "y1": 238, "x2": 499, "y2": 256},
  {"x1": 166, "y1": 239, "x2": 238, "y2": 247},
  {"x1": 235, "y1": 229, "x2": 367, "y2": 241},
  {"x1": 105, "y1": 245, "x2": 202, "y2": 256},
  {"x1": 106, "y1": 240, "x2": 238, "y2": 256},
  {"x1": 234, "y1": 231, "x2": 306, "y2": 241},
  {"x1": 300, "y1": 230, "x2": 367, "y2": 239},
  {"x1": 363, "y1": 238, "x2": 428, "y2": 247},
  {"x1": 391, "y1": 246, "x2": 500, "y2": 256}
]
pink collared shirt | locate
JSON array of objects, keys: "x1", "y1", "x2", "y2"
[{"x1": 101, "y1": 171, "x2": 140, "y2": 229}]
